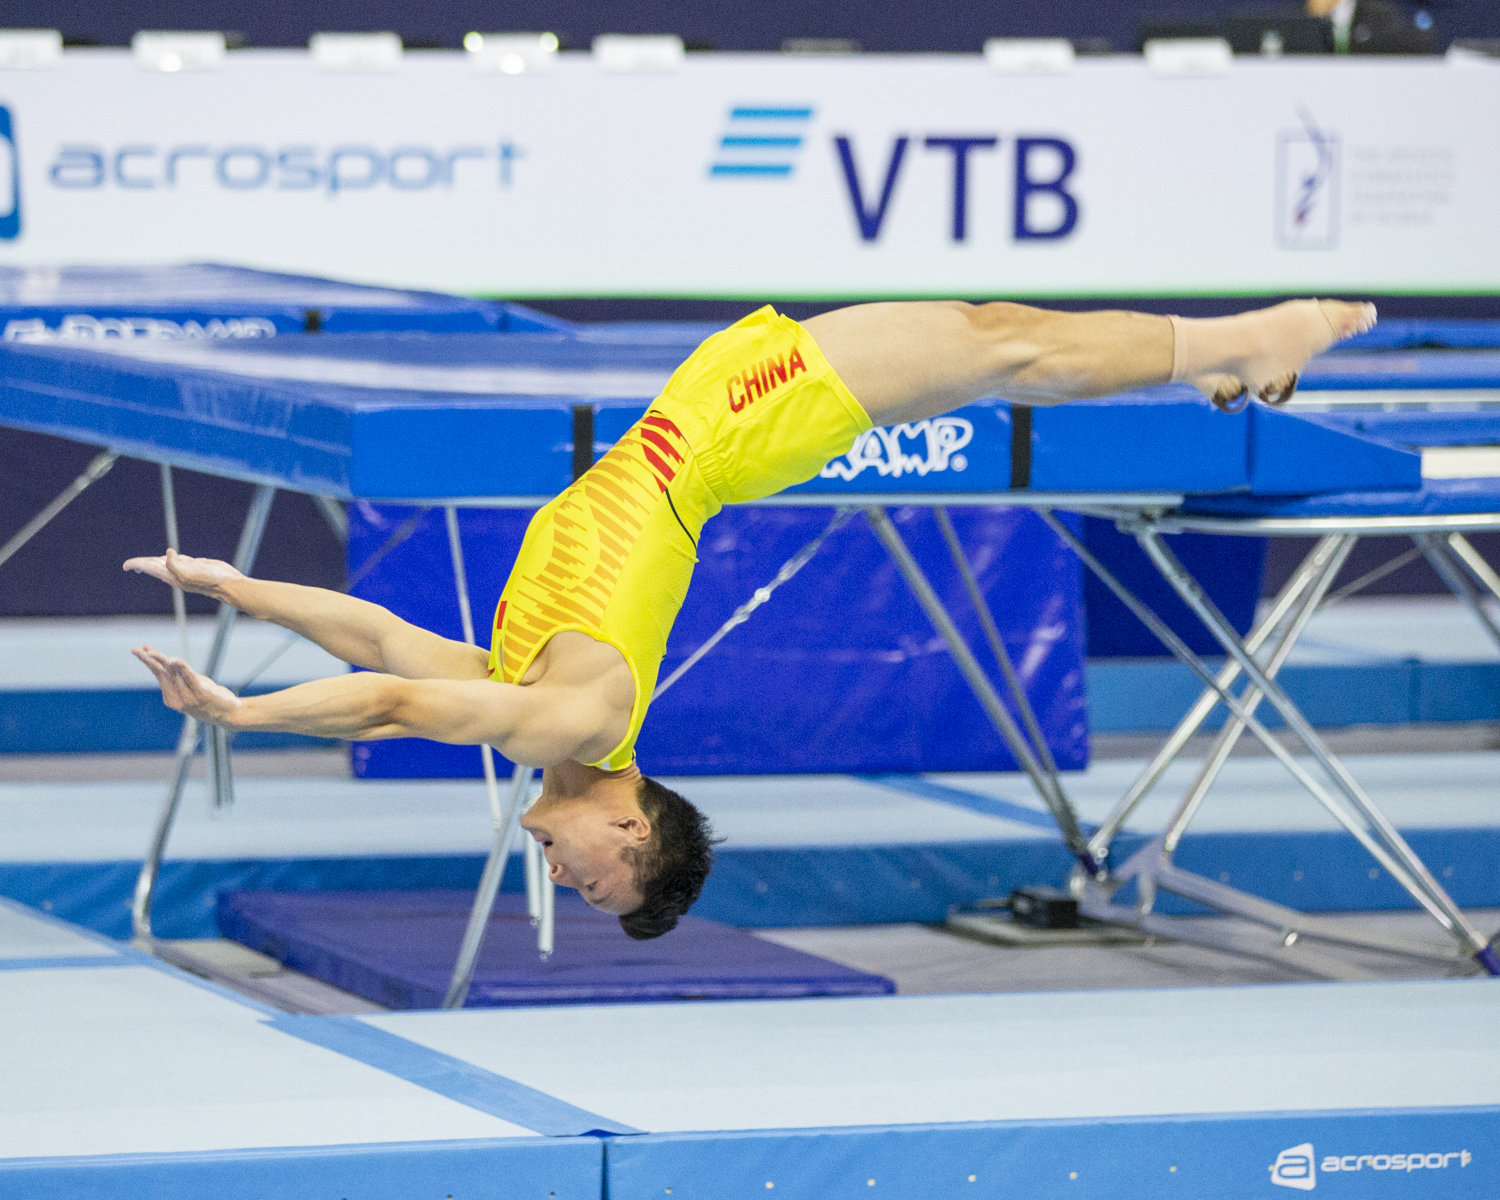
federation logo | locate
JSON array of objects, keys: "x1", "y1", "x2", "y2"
[
  {"x1": 709, "y1": 105, "x2": 814, "y2": 179},
  {"x1": 0, "y1": 106, "x2": 20, "y2": 240},
  {"x1": 1271, "y1": 1143, "x2": 1318, "y2": 1190},
  {"x1": 1276, "y1": 108, "x2": 1339, "y2": 250}
]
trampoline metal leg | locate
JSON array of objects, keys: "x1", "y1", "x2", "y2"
[
  {"x1": 444, "y1": 762, "x2": 533, "y2": 1009},
  {"x1": 1446, "y1": 532, "x2": 1500, "y2": 607},
  {"x1": 1040, "y1": 512, "x2": 1474, "y2": 932},
  {"x1": 1135, "y1": 527, "x2": 1492, "y2": 962},
  {"x1": 132, "y1": 484, "x2": 276, "y2": 940},
  {"x1": 313, "y1": 494, "x2": 349, "y2": 543},
  {"x1": 442, "y1": 506, "x2": 507, "y2": 830},
  {"x1": 525, "y1": 833, "x2": 543, "y2": 922},
  {"x1": 1085, "y1": 534, "x2": 1346, "y2": 862},
  {"x1": 0, "y1": 450, "x2": 117, "y2": 572},
  {"x1": 160, "y1": 464, "x2": 190, "y2": 660},
  {"x1": 864, "y1": 506, "x2": 1090, "y2": 858},
  {"x1": 442, "y1": 505, "x2": 549, "y2": 1000},
  {"x1": 931, "y1": 507, "x2": 1067, "y2": 802},
  {"x1": 538, "y1": 863, "x2": 556, "y2": 960},
  {"x1": 1416, "y1": 532, "x2": 1500, "y2": 656},
  {"x1": 1160, "y1": 534, "x2": 1357, "y2": 854}
]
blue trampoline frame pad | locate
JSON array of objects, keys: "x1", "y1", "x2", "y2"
[
  {"x1": 0, "y1": 262, "x2": 569, "y2": 335},
  {"x1": 0, "y1": 331, "x2": 1422, "y2": 501}
]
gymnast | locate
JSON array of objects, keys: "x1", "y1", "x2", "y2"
[{"x1": 127, "y1": 297, "x2": 1376, "y2": 938}]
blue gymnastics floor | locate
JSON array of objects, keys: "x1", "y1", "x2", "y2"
[{"x1": 5, "y1": 898, "x2": 1495, "y2": 1200}]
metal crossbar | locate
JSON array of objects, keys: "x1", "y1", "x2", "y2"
[{"x1": 0, "y1": 450, "x2": 118, "y2": 571}]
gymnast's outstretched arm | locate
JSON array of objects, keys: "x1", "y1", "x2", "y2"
[
  {"x1": 129, "y1": 643, "x2": 613, "y2": 767},
  {"x1": 124, "y1": 549, "x2": 489, "y2": 680},
  {"x1": 803, "y1": 298, "x2": 1377, "y2": 424}
]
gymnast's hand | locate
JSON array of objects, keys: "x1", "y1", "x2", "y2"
[
  {"x1": 123, "y1": 548, "x2": 244, "y2": 599},
  {"x1": 131, "y1": 644, "x2": 243, "y2": 727}
]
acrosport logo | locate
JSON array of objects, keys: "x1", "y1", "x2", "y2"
[
  {"x1": 1270, "y1": 1141, "x2": 1473, "y2": 1189},
  {"x1": 46, "y1": 140, "x2": 526, "y2": 194},
  {"x1": 0, "y1": 105, "x2": 21, "y2": 240},
  {"x1": 1271, "y1": 1144, "x2": 1317, "y2": 1191}
]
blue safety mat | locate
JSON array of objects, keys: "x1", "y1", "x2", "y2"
[
  {"x1": 1337, "y1": 319, "x2": 1500, "y2": 351},
  {"x1": 217, "y1": 890, "x2": 895, "y2": 1009},
  {"x1": 1182, "y1": 475, "x2": 1500, "y2": 518},
  {"x1": 1300, "y1": 350, "x2": 1500, "y2": 390},
  {"x1": 0, "y1": 332, "x2": 1422, "y2": 499},
  {"x1": 0, "y1": 263, "x2": 566, "y2": 335}
]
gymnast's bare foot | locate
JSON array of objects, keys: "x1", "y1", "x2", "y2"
[{"x1": 1171, "y1": 299, "x2": 1377, "y2": 412}]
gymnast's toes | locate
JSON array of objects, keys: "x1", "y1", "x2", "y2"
[
  {"x1": 1191, "y1": 372, "x2": 1250, "y2": 413},
  {"x1": 1317, "y1": 299, "x2": 1378, "y2": 342}
]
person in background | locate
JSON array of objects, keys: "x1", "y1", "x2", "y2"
[{"x1": 1305, "y1": 0, "x2": 1437, "y2": 54}]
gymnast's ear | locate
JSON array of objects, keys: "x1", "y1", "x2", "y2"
[{"x1": 611, "y1": 812, "x2": 652, "y2": 843}]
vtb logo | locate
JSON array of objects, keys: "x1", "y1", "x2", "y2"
[
  {"x1": 1271, "y1": 1143, "x2": 1317, "y2": 1190},
  {"x1": 0, "y1": 106, "x2": 20, "y2": 240}
]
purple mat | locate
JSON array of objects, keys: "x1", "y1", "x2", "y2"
[{"x1": 217, "y1": 889, "x2": 894, "y2": 1009}]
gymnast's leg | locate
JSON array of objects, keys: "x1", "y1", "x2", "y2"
[{"x1": 802, "y1": 298, "x2": 1376, "y2": 423}]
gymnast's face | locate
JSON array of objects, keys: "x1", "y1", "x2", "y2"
[{"x1": 521, "y1": 770, "x2": 650, "y2": 914}]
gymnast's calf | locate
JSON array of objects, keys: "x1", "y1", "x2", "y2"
[{"x1": 127, "y1": 297, "x2": 1376, "y2": 939}]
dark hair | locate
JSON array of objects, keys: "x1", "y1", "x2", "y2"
[{"x1": 618, "y1": 775, "x2": 718, "y2": 940}]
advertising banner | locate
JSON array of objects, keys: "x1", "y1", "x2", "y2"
[{"x1": 0, "y1": 51, "x2": 1494, "y2": 298}]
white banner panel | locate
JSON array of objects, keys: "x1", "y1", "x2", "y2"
[{"x1": 0, "y1": 50, "x2": 1495, "y2": 297}]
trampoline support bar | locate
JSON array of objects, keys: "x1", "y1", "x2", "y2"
[{"x1": 132, "y1": 484, "x2": 276, "y2": 941}]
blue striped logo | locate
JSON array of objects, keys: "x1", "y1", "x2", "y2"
[
  {"x1": 709, "y1": 106, "x2": 813, "y2": 180},
  {"x1": 0, "y1": 107, "x2": 20, "y2": 240}
]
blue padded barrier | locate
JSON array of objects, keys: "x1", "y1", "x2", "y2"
[
  {"x1": 1299, "y1": 410, "x2": 1500, "y2": 448},
  {"x1": 1025, "y1": 389, "x2": 1251, "y2": 494},
  {"x1": 1288, "y1": 388, "x2": 1500, "y2": 451},
  {"x1": 1183, "y1": 476, "x2": 1500, "y2": 519},
  {"x1": 0, "y1": 1139, "x2": 604, "y2": 1200},
  {"x1": 1081, "y1": 518, "x2": 1265, "y2": 658},
  {"x1": 346, "y1": 503, "x2": 1089, "y2": 779},
  {"x1": 0, "y1": 688, "x2": 326, "y2": 753},
  {"x1": 1248, "y1": 404, "x2": 1422, "y2": 496},
  {"x1": 1300, "y1": 351, "x2": 1500, "y2": 391},
  {"x1": 9, "y1": 819, "x2": 1498, "y2": 940},
  {"x1": 604, "y1": 1108, "x2": 1500, "y2": 1200}
]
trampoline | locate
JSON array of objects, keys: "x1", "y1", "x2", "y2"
[
  {"x1": 0, "y1": 262, "x2": 566, "y2": 339},
  {"x1": 0, "y1": 321, "x2": 1493, "y2": 995}
]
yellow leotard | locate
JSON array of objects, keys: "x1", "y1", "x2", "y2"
[{"x1": 487, "y1": 306, "x2": 872, "y2": 769}]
